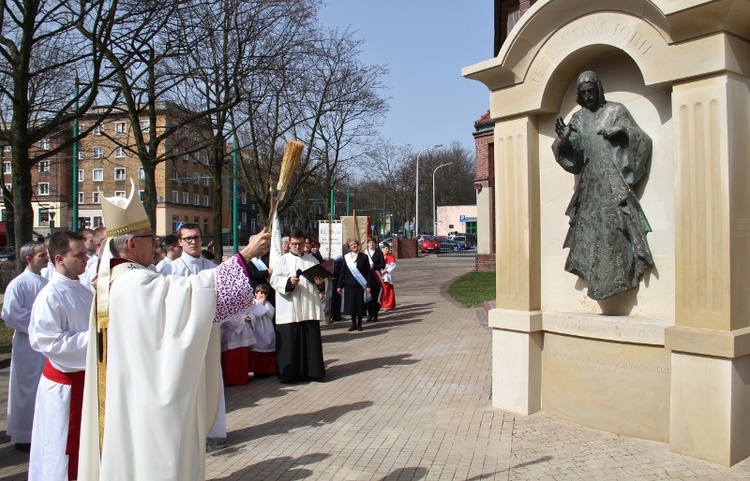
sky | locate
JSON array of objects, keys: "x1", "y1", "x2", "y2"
[{"x1": 317, "y1": 1, "x2": 495, "y2": 152}]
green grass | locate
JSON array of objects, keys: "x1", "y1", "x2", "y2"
[{"x1": 449, "y1": 271, "x2": 496, "y2": 307}]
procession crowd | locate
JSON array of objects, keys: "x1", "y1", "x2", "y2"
[{"x1": 2, "y1": 189, "x2": 397, "y2": 480}]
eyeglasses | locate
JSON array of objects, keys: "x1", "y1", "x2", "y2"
[
  {"x1": 180, "y1": 236, "x2": 201, "y2": 243},
  {"x1": 289, "y1": 242, "x2": 302, "y2": 246}
]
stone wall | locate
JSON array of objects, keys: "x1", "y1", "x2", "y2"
[
  {"x1": 475, "y1": 253, "x2": 495, "y2": 272},
  {"x1": 393, "y1": 238, "x2": 417, "y2": 259}
]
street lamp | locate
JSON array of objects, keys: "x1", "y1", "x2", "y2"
[
  {"x1": 432, "y1": 162, "x2": 452, "y2": 235},
  {"x1": 415, "y1": 144, "x2": 442, "y2": 238}
]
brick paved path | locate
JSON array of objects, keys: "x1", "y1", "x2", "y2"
[{"x1": 2, "y1": 256, "x2": 750, "y2": 480}]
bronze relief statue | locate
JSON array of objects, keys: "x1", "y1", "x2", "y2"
[{"x1": 552, "y1": 71, "x2": 655, "y2": 300}]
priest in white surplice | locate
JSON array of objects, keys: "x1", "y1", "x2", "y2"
[
  {"x1": 79, "y1": 183, "x2": 270, "y2": 481},
  {"x1": 1, "y1": 241, "x2": 49, "y2": 452},
  {"x1": 269, "y1": 229, "x2": 327, "y2": 383},
  {"x1": 168, "y1": 223, "x2": 227, "y2": 452},
  {"x1": 28, "y1": 231, "x2": 94, "y2": 481}
]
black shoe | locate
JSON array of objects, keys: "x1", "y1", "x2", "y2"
[
  {"x1": 357, "y1": 325, "x2": 363, "y2": 331},
  {"x1": 366, "y1": 315, "x2": 373, "y2": 323},
  {"x1": 15, "y1": 443, "x2": 31, "y2": 453},
  {"x1": 348, "y1": 325, "x2": 357, "y2": 331}
]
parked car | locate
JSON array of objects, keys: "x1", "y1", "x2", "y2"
[
  {"x1": 420, "y1": 236, "x2": 440, "y2": 253},
  {"x1": 451, "y1": 236, "x2": 468, "y2": 251},
  {"x1": 0, "y1": 246, "x2": 16, "y2": 262},
  {"x1": 379, "y1": 235, "x2": 398, "y2": 249},
  {"x1": 438, "y1": 237, "x2": 455, "y2": 251}
]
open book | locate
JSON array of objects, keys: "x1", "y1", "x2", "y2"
[{"x1": 298, "y1": 259, "x2": 334, "y2": 283}]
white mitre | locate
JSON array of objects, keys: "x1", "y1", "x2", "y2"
[
  {"x1": 99, "y1": 179, "x2": 150, "y2": 237},
  {"x1": 95, "y1": 179, "x2": 151, "y2": 323}
]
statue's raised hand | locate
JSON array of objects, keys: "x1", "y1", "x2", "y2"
[{"x1": 555, "y1": 117, "x2": 573, "y2": 144}]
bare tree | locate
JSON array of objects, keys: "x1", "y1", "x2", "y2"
[
  {"x1": 0, "y1": 0, "x2": 118, "y2": 268},
  {"x1": 235, "y1": 27, "x2": 389, "y2": 232},
  {"x1": 177, "y1": 0, "x2": 317, "y2": 252},
  {"x1": 357, "y1": 141, "x2": 476, "y2": 235}
]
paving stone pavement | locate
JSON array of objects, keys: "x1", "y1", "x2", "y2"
[{"x1": 2, "y1": 256, "x2": 750, "y2": 480}]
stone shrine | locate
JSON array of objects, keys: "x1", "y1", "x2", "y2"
[{"x1": 463, "y1": 0, "x2": 750, "y2": 467}]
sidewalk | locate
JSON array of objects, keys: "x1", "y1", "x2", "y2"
[{"x1": 2, "y1": 256, "x2": 750, "y2": 479}]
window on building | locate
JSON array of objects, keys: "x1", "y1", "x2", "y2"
[
  {"x1": 39, "y1": 209, "x2": 49, "y2": 225},
  {"x1": 171, "y1": 191, "x2": 178, "y2": 203},
  {"x1": 115, "y1": 146, "x2": 126, "y2": 158},
  {"x1": 115, "y1": 121, "x2": 127, "y2": 134},
  {"x1": 172, "y1": 215, "x2": 179, "y2": 231},
  {"x1": 38, "y1": 183, "x2": 49, "y2": 195},
  {"x1": 241, "y1": 192, "x2": 247, "y2": 205},
  {"x1": 138, "y1": 190, "x2": 144, "y2": 201},
  {"x1": 93, "y1": 146, "x2": 103, "y2": 159},
  {"x1": 203, "y1": 218, "x2": 208, "y2": 234},
  {"x1": 93, "y1": 216, "x2": 103, "y2": 227},
  {"x1": 114, "y1": 191, "x2": 126, "y2": 197},
  {"x1": 78, "y1": 192, "x2": 84, "y2": 204},
  {"x1": 93, "y1": 125, "x2": 104, "y2": 136},
  {"x1": 4, "y1": 184, "x2": 11, "y2": 192},
  {"x1": 78, "y1": 150, "x2": 84, "y2": 160},
  {"x1": 194, "y1": 217, "x2": 199, "y2": 225},
  {"x1": 93, "y1": 168, "x2": 104, "y2": 182},
  {"x1": 194, "y1": 194, "x2": 199, "y2": 206},
  {"x1": 40, "y1": 138, "x2": 51, "y2": 150},
  {"x1": 140, "y1": 120, "x2": 150, "y2": 132},
  {"x1": 193, "y1": 172, "x2": 199, "y2": 184},
  {"x1": 182, "y1": 192, "x2": 189, "y2": 204},
  {"x1": 92, "y1": 192, "x2": 101, "y2": 204},
  {"x1": 251, "y1": 218, "x2": 256, "y2": 232},
  {"x1": 241, "y1": 212, "x2": 247, "y2": 224},
  {"x1": 203, "y1": 153, "x2": 209, "y2": 165},
  {"x1": 203, "y1": 195, "x2": 209, "y2": 207},
  {"x1": 203, "y1": 176, "x2": 209, "y2": 186},
  {"x1": 183, "y1": 151, "x2": 189, "y2": 162},
  {"x1": 138, "y1": 167, "x2": 145, "y2": 180},
  {"x1": 78, "y1": 169, "x2": 84, "y2": 182},
  {"x1": 172, "y1": 147, "x2": 179, "y2": 157},
  {"x1": 171, "y1": 168, "x2": 179, "y2": 180},
  {"x1": 3, "y1": 162, "x2": 11, "y2": 174},
  {"x1": 38, "y1": 161, "x2": 50, "y2": 173},
  {"x1": 114, "y1": 167, "x2": 126, "y2": 180},
  {"x1": 3, "y1": 146, "x2": 10, "y2": 153}
]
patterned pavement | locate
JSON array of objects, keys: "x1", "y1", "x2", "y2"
[{"x1": 2, "y1": 256, "x2": 750, "y2": 480}]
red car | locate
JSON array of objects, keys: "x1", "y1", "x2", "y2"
[{"x1": 420, "y1": 236, "x2": 440, "y2": 253}]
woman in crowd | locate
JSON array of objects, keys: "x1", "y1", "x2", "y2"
[
  {"x1": 336, "y1": 238, "x2": 372, "y2": 331},
  {"x1": 380, "y1": 244, "x2": 396, "y2": 310}
]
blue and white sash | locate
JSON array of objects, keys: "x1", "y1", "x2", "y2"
[{"x1": 345, "y1": 254, "x2": 368, "y2": 289}]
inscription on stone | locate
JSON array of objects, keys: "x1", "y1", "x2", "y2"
[
  {"x1": 532, "y1": 19, "x2": 656, "y2": 87},
  {"x1": 546, "y1": 349, "x2": 670, "y2": 377}
]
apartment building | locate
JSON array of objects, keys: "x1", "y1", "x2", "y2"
[
  {"x1": 78, "y1": 102, "x2": 215, "y2": 236},
  {"x1": 0, "y1": 132, "x2": 75, "y2": 237}
]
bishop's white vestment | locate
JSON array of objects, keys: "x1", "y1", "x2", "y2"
[
  {"x1": 79, "y1": 254, "x2": 255, "y2": 481},
  {"x1": 2, "y1": 268, "x2": 48, "y2": 444},
  {"x1": 167, "y1": 251, "x2": 226, "y2": 440}
]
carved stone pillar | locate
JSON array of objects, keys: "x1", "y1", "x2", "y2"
[
  {"x1": 488, "y1": 116, "x2": 542, "y2": 414},
  {"x1": 667, "y1": 72, "x2": 750, "y2": 466}
]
